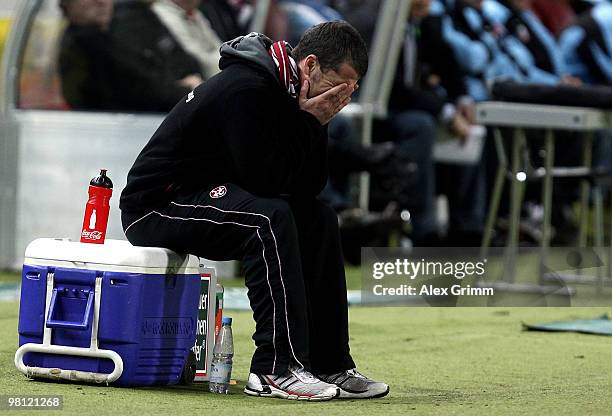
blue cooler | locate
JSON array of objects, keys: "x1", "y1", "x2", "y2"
[{"x1": 15, "y1": 238, "x2": 200, "y2": 386}]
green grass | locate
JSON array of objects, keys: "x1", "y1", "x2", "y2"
[
  {"x1": 2, "y1": 299, "x2": 612, "y2": 415},
  {"x1": 0, "y1": 270, "x2": 19, "y2": 284}
]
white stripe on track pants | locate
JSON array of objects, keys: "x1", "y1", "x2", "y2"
[{"x1": 122, "y1": 183, "x2": 356, "y2": 375}]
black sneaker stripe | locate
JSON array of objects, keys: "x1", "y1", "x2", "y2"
[
  {"x1": 265, "y1": 375, "x2": 295, "y2": 391},
  {"x1": 336, "y1": 376, "x2": 352, "y2": 386},
  {"x1": 279, "y1": 376, "x2": 293, "y2": 386},
  {"x1": 337, "y1": 383, "x2": 369, "y2": 394},
  {"x1": 330, "y1": 373, "x2": 346, "y2": 384},
  {"x1": 245, "y1": 384, "x2": 272, "y2": 395},
  {"x1": 278, "y1": 376, "x2": 297, "y2": 388},
  {"x1": 283, "y1": 379, "x2": 299, "y2": 389}
]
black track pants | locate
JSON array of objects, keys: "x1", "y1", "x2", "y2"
[{"x1": 121, "y1": 183, "x2": 356, "y2": 375}]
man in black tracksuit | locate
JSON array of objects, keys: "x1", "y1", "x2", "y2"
[{"x1": 120, "y1": 22, "x2": 389, "y2": 400}]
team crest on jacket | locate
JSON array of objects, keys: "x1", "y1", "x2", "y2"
[{"x1": 210, "y1": 185, "x2": 227, "y2": 199}]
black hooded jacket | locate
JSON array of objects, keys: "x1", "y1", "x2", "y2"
[{"x1": 120, "y1": 33, "x2": 328, "y2": 212}]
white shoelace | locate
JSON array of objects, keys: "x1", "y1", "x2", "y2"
[
  {"x1": 347, "y1": 369, "x2": 367, "y2": 379},
  {"x1": 289, "y1": 366, "x2": 319, "y2": 384}
]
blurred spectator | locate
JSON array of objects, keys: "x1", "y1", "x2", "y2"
[
  {"x1": 418, "y1": 1, "x2": 474, "y2": 105},
  {"x1": 412, "y1": 0, "x2": 486, "y2": 243},
  {"x1": 150, "y1": 0, "x2": 222, "y2": 79},
  {"x1": 279, "y1": 0, "x2": 343, "y2": 45},
  {"x1": 384, "y1": 0, "x2": 486, "y2": 243},
  {"x1": 559, "y1": 1, "x2": 612, "y2": 85},
  {"x1": 58, "y1": 0, "x2": 118, "y2": 109},
  {"x1": 330, "y1": 0, "x2": 378, "y2": 46},
  {"x1": 372, "y1": 110, "x2": 440, "y2": 243},
  {"x1": 498, "y1": 0, "x2": 567, "y2": 75},
  {"x1": 325, "y1": 0, "x2": 484, "y2": 243},
  {"x1": 111, "y1": 0, "x2": 205, "y2": 110},
  {"x1": 560, "y1": 0, "x2": 612, "y2": 201},
  {"x1": 265, "y1": 0, "x2": 290, "y2": 40},
  {"x1": 232, "y1": 0, "x2": 288, "y2": 40},
  {"x1": 531, "y1": 0, "x2": 575, "y2": 37},
  {"x1": 322, "y1": 116, "x2": 412, "y2": 263},
  {"x1": 333, "y1": 0, "x2": 438, "y2": 242},
  {"x1": 200, "y1": 0, "x2": 245, "y2": 41},
  {"x1": 396, "y1": 0, "x2": 474, "y2": 130},
  {"x1": 428, "y1": 0, "x2": 490, "y2": 101},
  {"x1": 59, "y1": 0, "x2": 205, "y2": 112},
  {"x1": 496, "y1": 0, "x2": 582, "y2": 85},
  {"x1": 322, "y1": 115, "x2": 413, "y2": 213},
  {"x1": 439, "y1": 0, "x2": 562, "y2": 101},
  {"x1": 335, "y1": 0, "x2": 471, "y2": 104}
]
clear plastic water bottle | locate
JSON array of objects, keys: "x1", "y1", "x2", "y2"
[{"x1": 209, "y1": 316, "x2": 233, "y2": 394}]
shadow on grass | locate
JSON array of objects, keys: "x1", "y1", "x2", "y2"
[{"x1": 137, "y1": 383, "x2": 470, "y2": 407}]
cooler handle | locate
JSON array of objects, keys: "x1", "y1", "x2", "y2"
[
  {"x1": 14, "y1": 343, "x2": 124, "y2": 384},
  {"x1": 46, "y1": 288, "x2": 94, "y2": 330}
]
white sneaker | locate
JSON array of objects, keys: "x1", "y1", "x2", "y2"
[
  {"x1": 244, "y1": 365, "x2": 340, "y2": 401},
  {"x1": 318, "y1": 369, "x2": 390, "y2": 399}
]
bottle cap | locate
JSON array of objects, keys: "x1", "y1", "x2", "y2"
[
  {"x1": 222, "y1": 316, "x2": 232, "y2": 325},
  {"x1": 90, "y1": 169, "x2": 113, "y2": 188}
]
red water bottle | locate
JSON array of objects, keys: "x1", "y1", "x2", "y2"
[{"x1": 80, "y1": 169, "x2": 113, "y2": 244}]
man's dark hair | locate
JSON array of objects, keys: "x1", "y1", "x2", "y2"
[{"x1": 292, "y1": 21, "x2": 368, "y2": 78}]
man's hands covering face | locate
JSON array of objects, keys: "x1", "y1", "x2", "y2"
[{"x1": 299, "y1": 80, "x2": 354, "y2": 125}]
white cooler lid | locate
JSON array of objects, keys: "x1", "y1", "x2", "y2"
[{"x1": 24, "y1": 238, "x2": 200, "y2": 274}]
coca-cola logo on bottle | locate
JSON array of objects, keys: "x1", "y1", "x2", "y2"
[{"x1": 81, "y1": 230, "x2": 103, "y2": 240}]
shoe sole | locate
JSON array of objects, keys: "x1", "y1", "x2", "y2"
[
  {"x1": 337, "y1": 385, "x2": 390, "y2": 399},
  {"x1": 244, "y1": 385, "x2": 340, "y2": 401}
]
